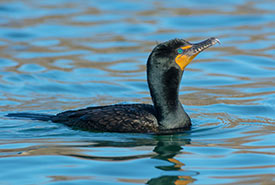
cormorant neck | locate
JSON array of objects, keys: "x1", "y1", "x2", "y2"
[{"x1": 147, "y1": 62, "x2": 191, "y2": 130}]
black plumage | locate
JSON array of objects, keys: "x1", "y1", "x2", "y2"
[
  {"x1": 6, "y1": 37, "x2": 219, "y2": 134},
  {"x1": 52, "y1": 104, "x2": 158, "y2": 133}
]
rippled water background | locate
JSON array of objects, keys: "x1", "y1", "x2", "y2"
[{"x1": 0, "y1": 0, "x2": 274, "y2": 184}]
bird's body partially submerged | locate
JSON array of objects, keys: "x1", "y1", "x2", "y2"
[
  {"x1": 7, "y1": 37, "x2": 220, "y2": 134},
  {"x1": 53, "y1": 104, "x2": 159, "y2": 133}
]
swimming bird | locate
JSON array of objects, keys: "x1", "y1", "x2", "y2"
[{"x1": 7, "y1": 37, "x2": 220, "y2": 134}]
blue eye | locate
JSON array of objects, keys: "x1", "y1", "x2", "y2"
[{"x1": 177, "y1": 48, "x2": 183, "y2": 54}]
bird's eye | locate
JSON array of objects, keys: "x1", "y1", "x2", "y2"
[{"x1": 177, "y1": 48, "x2": 183, "y2": 54}]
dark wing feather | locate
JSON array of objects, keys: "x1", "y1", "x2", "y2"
[{"x1": 51, "y1": 104, "x2": 159, "y2": 133}]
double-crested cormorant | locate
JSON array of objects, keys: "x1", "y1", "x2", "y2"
[{"x1": 7, "y1": 37, "x2": 219, "y2": 134}]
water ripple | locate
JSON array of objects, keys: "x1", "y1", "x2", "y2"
[{"x1": 0, "y1": 0, "x2": 274, "y2": 184}]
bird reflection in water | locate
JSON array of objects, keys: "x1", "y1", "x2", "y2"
[
  {"x1": 75, "y1": 134, "x2": 196, "y2": 185},
  {"x1": 147, "y1": 134, "x2": 196, "y2": 185},
  {"x1": 6, "y1": 133, "x2": 196, "y2": 184}
]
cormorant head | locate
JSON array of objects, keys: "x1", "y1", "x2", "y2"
[
  {"x1": 148, "y1": 37, "x2": 220, "y2": 72},
  {"x1": 146, "y1": 37, "x2": 220, "y2": 130}
]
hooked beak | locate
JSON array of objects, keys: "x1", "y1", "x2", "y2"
[
  {"x1": 188, "y1": 37, "x2": 220, "y2": 56},
  {"x1": 175, "y1": 37, "x2": 220, "y2": 70}
]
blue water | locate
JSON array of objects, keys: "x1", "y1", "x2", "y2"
[{"x1": 0, "y1": 0, "x2": 274, "y2": 184}]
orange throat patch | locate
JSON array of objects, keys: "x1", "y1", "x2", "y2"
[
  {"x1": 175, "y1": 45, "x2": 197, "y2": 71},
  {"x1": 175, "y1": 55, "x2": 190, "y2": 71}
]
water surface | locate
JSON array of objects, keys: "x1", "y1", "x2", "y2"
[{"x1": 0, "y1": 0, "x2": 274, "y2": 184}]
